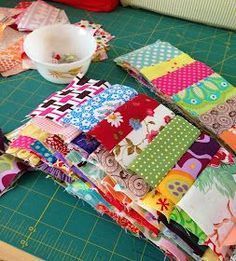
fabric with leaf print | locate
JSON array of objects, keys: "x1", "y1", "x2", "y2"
[
  {"x1": 178, "y1": 156, "x2": 236, "y2": 250},
  {"x1": 112, "y1": 104, "x2": 175, "y2": 169},
  {"x1": 170, "y1": 207, "x2": 207, "y2": 244},
  {"x1": 88, "y1": 94, "x2": 158, "y2": 151},
  {"x1": 62, "y1": 84, "x2": 138, "y2": 132},
  {"x1": 89, "y1": 146, "x2": 150, "y2": 198}
]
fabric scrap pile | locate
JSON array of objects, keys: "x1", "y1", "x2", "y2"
[
  {"x1": 3, "y1": 75, "x2": 236, "y2": 261},
  {"x1": 0, "y1": 128, "x2": 28, "y2": 196},
  {"x1": 114, "y1": 40, "x2": 236, "y2": 153},
  {"x1": 0, "y1": 0, "x2": 114, "y2": 77}
]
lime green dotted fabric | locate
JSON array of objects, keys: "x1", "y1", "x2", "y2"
[{"x1": 128, "y1": 116, "x2": 200, "y2": 186}]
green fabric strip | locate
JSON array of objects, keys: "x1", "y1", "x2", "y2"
[
  {"x1": 170, "y1": 207, "x2": 207, "y2": 244},
  {"x1": 128, "y1": 116, "x2": 200, "y2": 186},
  {"x1": 172, "y1": 73, "x2": 236, "y2": 116}
]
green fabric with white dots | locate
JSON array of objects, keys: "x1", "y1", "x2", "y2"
[{"x1": 128, "y1": 116, "x2": 200, "y2": 186}]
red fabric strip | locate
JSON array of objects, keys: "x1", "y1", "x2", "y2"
[{"x1": 88, "y1": 94, "x2": 159, "y2": 151}]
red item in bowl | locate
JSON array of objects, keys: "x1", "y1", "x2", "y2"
[{"x1": 51, "y1": 0, "x2": 119, "y2": 12}]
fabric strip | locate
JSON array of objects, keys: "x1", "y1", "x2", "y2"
[
  {"x1": 151, "y1": 61, "x2": 214, "y2": 96},
  {"x1": 61, "y1": 84, "x2": 138, "y2": 132},
  {"x1": 158, "y1": 133, "x2": 220, "y2": 204},
  {"x1": 113, "y1": 104, "x2": 175, "y2": 168},
  {"x1": 172, "y1": 73, "x2": 236, "y2": 116},
  {"x1": 88, "y1": 94, "x2": 159, "y2": 151},
  {"x1": 129, "y1": 116, "x2": 200, "y2": 186},
  {"x1": 140, "y1": 53, "x2": 194, "y2": 81}
]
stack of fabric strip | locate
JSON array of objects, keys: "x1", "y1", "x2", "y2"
[
  {"x1": 114, "y1": 40, "x2": 236, "y2": 153},
  {"x1": 3, "y1": 76, "x2": 236, "y2": 261}
]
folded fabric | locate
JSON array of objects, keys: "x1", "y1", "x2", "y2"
[
  {"x1": 114, "y1": 40, "x2": 182, "y2": 70},
  {"x1": 129, "y1": 116, "x2": 200, "y2": 186},
  {"x1": 16, "y1": 0, "x2": 60, "y2": 31},
  {"x1": 61, "y1": 85, "x2": 138, "y2": 132},
  {"x1": 220, "y1": 127, "x2": 236, "y2": 152},
  {"x1": 199, "y1": 96, "x2": 236, "y2": 135},
  {"x1": 158, "y1": 214, "x2": 208, "y2": 257},
  {"x1": 170, "y1": 208, "x2": 207, "y2": 244},
  {"x1": 0, "y1": 154, "x2": 27, "y2": 195},
  {"x1": 161, "y1": 226, "x2": 204, "y2": 261},
  {"x1": 172, "y1": 73, "x2": 236, "y2": 116},
  {"x1": 71, "y1": 132, "x2": 100, "y2": 157},
  {"x1": 30, "y1": 140, "x2": 57, "y2": 164},
  {"x1": 37, "y1": 162, "x2": 73, "y2": 183},
  {"x1": 113, "y1": 104, "x2": 175, "y2": 168},
  {"x1": 0, "y1": 37, "x2": 24, "y2": 73},
  {"x1": 19, "y1": 123, "x2": 50, "y2": 142},
  {"x1": 178, "y1": 155, "x2": 236, "y2": 249},
  {"x1": 29, "y1": 77, "x2": 110, "y2": 124},
  {"x1": 6, "y1": 146, "x2": 41, "y2": 166},
  {"x1": 96, "y1": 204, "x2": 140, "y2": 235},
  {"x1": 32, "y1": 117, "x2": 80, "y2": 143},
  {"x1": 88, "y1": 94, "x2": 159, "y2": 151},
  {"x1": 89, "y1": 146, "x2": 150, "y2": 198},
  {"x1": 140, "y1": 189, "x2": 175, "y2": 218},
  {"x1": 158, "y1": 133, "x2": 220, "y2": 204}
]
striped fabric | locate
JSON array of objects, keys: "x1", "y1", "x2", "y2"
[{"x1": 121, "y1": 0, "x2": 236, "y2": 30}]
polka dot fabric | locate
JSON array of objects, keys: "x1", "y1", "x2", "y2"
[
  {"x1": 151, "y1": 61, "x2": 214, "y2": 96},
  {"x1": 114, "y1": 40, "x2": 182, "y2": 70},
  {"x1": 30, "y1": 140, "x2": 57, "y2": 164},
  {"x1": 129, "y1": 116, "x2": 200, "y2": 187},
  {"x1": 11, "y1": 135, "x2": 36, "y2": 150}
]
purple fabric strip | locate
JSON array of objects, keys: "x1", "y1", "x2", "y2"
[
  {"x1": 174, "y1": 133, "x2": 220, "y2": 179},
  {"x1": 71, "y1": 132, "x2": 100, "y2": 155},
  {"x1": 37, "y1": 163, "x2": 73, "y2": 183}
]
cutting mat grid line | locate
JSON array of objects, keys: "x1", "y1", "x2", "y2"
[{"x1": 0, "y1": 1, "x2": 235, "y2": 260}]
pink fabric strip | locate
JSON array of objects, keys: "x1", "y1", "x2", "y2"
[
  {"x1": 151, "y1": 61, "x2": 214, "y2": 96},
  {"x1": 31, "y1": 117, "x2": 80, "y2": 143}
]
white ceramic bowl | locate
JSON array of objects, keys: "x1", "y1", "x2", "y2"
[{"x1": 24, "y1": 24, "x2": 97, "y2": 84}]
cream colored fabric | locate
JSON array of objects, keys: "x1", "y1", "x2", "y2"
[{"x1": 121, "y1": 0, "x2": 236, "y2": 30}]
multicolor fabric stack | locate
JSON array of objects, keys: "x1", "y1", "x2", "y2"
[
  {"x1": 3, "y1": 75, "x2": 236, "y2": 260},
  {"x1": 114, "y1": 40, "x2": 236, "y2": 153}
]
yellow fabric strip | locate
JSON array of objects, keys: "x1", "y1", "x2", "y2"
[{"x1": 140, "y1": 53, "x2": 194, "y2": 81}]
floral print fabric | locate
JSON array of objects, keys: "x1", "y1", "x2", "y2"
[
  {"x1": 88, "y1": 94, "x2": 158, "y2": 151},
  {"x1": 113, "y1": 104, "x2": 175, "y2": 168},
  {"x1": 61, "y1": 85, "x2": 138, "y2": 132},
  {"x1": 178, "y1": 154, "x2": 236, "y2": 258}
]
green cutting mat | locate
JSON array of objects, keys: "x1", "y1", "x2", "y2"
[{"x1": 0, "y1": 1, "x2": 235, "y2": 260}]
